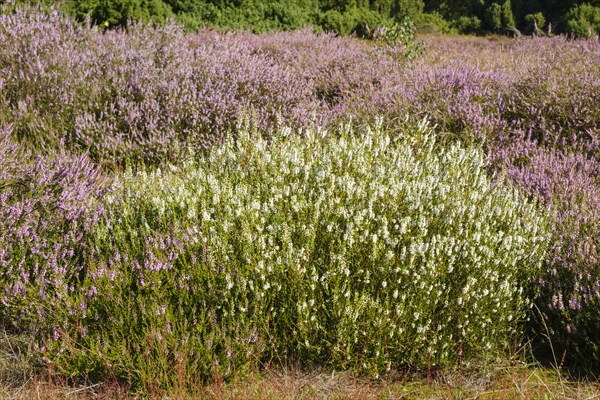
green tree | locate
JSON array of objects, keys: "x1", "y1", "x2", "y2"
[
  {"x1": 392, "y1": 0, "x2": 424, "y2": 21},
  {"x1": 423, "y1": 0, "x2": 485, "y2": 21},
  {"x1": 370, "y1": 0, "x2": 395, "y2": 15},
  {"x1": 454, "y1": 15, "x2": 481, "y2": 32},
  {"x1": 566, "y1": 3, "x2": 600, "y2": 37},
  {"x1": 523, "y1": 11, "x2": 545, "y2": 34},
  {"x1": 482, "y1": 0, "x2": 515, "y2": 32},
  {"x1": 501, "y1": 0, "x2": 515, "y2": 27},
  {"x1": 524, "y1": 12, "x2": 545, "y2": 28},
  {"x1": 68, "y1": 0, "x2": 173, "y2": 28},
  {"x1": 484, "y1": 2, "x2": 502, "y2": 30}
]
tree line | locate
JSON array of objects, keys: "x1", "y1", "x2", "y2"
[{"x1": 1, "y1": 0, "x2": 599, "y2": 37}]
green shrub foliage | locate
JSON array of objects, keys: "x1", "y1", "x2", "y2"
[
  {"x1": 566, "y1": 3, "x2": 600, "y2": 37},
  {"x1": 70, "y1": 0, "x2": 174, "y2": 28},
  {"x1": 484, "y1": 3, "x2": 503, "y2": 31},
  {"x1": 424, "y1": 0, "x2": 600, "y2": 35},
  {"x1": 59, "y1": 0, "x2": 425, "y2": 33},
  {"x1": 6, "y1": 0, "x2": 600, "y2": 36},
  {"x1": 524, "y1": 12, "x2": 545, "y2": 30},
  {"x1": 34, "y1": 121, "x2": 548, "y2": 388},
  {"x1": 483, "y1": 1, "x2": 514, "y2": 32}
]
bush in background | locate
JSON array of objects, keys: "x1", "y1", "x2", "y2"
[
  {"x1": 416, "y1": 11, "x2": 456, "y2": 34},
  {"x1": 524, "y1": 12, "x2": 545, "y2": 31},
  {"x1": 69, "y1": 0, "x2": 174, "y2": 28},
  {"x1": 453, "y1": 15, "x2": 481, "y2": 33},
  {"x1": 566, "y1": 3, "x2": 600, "y2": 38}
]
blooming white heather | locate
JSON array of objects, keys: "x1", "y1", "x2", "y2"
[{"x1": 98, "y1": 118, "x2": 549, "y2": 376}]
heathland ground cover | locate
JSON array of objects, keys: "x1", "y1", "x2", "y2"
[{"x1": 1, "y1": 5, "x2": 600, "y2": 396}]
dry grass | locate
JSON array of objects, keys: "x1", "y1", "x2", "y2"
[
  {"x1": 2, "y1": 329, "x2": 599, "y2": 400},
  {"x1": 2, "y1": 365, "x2": 599, "y2": 399}
]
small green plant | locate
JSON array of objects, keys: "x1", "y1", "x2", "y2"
[{"x1": 373, "y1": 18, "x2": 425, "y2": 60}]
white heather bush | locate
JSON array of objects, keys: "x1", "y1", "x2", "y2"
[{"x1": 44, "y1": 120, "x2": 548, "y2": 388}]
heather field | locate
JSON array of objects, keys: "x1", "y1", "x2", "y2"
[{"x1": 1, "y1": 5, "x2": 600, "y2": 398}]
